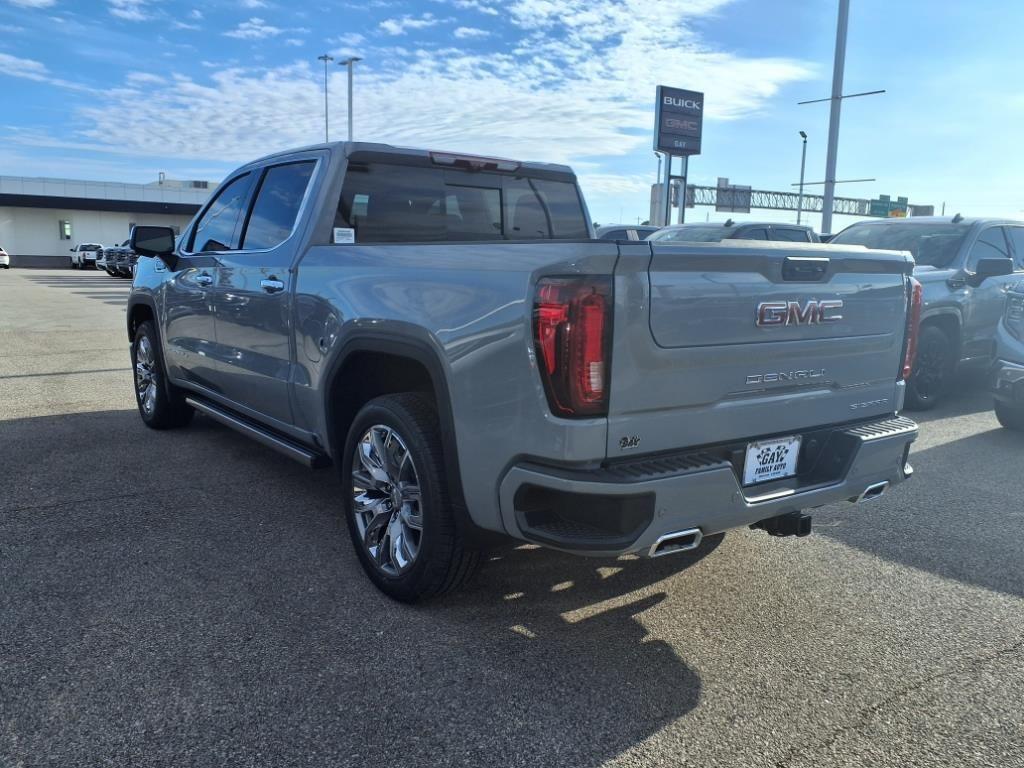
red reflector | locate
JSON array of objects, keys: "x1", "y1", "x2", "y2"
[
  {"x1": 900, "y1": 277, "x2": 923, "y2": 381},
  {"x1": 533, "y1": 276, "x2": 612, "y2": 417}
]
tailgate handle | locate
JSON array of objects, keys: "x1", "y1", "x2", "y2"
[{"x1": 782, "y1": 256, "x2": 829, "y2": 282}]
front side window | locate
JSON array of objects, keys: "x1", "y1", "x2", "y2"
[
  {"x1": 190, "y1": 172, "x2": 254, "y2": 252},
  {"x1": 241, "y1": 161, "x2": 315, "y2": 250},
  {"x1": 1003, "y1": 226, "x2": 1024, "y2": 270},
  {"x1": 966, "y1": 227, "x2": 1010, "y2": 272}
]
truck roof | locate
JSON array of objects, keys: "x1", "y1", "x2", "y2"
[{"x1": 243, "y1": 141, "x2": 577, "y2": 177}]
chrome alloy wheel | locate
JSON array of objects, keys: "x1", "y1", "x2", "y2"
[
  {"x1": 135, "y1": 335, "x2": 158, "y2": 415},
  {"x1": 351, "y1": 425, "x2": 423, "y2": 576}
]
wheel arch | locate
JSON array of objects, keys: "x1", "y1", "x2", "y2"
[
  {"x1": 322, "y1": 329, "x2": 472, "y2": 529},
  {"x1": 126, "y1": 295, "x2": 158, "y2": 343},
  {"x1": 920, "y1": 309, "x2": 962, "y2": 362}
]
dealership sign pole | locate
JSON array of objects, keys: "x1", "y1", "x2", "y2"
[{"x1": 654, "y1": 85, "x2": 703, "y2": 227}]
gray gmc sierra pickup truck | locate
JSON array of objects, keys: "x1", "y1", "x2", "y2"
[{"x1": 127, "y1": 141, "x2": 920, "y2": 602}]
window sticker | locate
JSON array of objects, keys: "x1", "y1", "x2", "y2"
[{"x1": 333, "y1": 227, "x2": 355, "y2": 244}]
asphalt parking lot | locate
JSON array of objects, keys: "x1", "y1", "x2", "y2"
[{"x1": 2, "y1": 267, "x2": 1023, "y2": 768}]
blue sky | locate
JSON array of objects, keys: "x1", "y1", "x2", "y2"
[{"x1": 1, "y1": 0, "x2": 1023, "y2": 230}]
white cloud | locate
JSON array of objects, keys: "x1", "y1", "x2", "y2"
[
  {"x1": 224, "y1": 17, "x2": 282, "y2": 39},
  {"x1": 453, "y1": 26, "x2": 488, "y2": 39},
  {"x1": 173, "y1": 20, "x2": 201, "y2": 30},
  {"x1": 189, "y1": 8, "x2": 203, "y2": 19},
  {"x1": 0, "y1": 51, "x2": 93, "y2": 91},
  {"x1": 0, "y1": 52, "x2": 49, "y2": 81},
  {"x1": 107, "y1": 0, "x2": 151, "y2": 21},
  {"x1": 7, "y1": 0, "x2": 56, "y2": 7},
  {"x1": 333, "y1": 32, "x2": 365, "y2": 46},
  {"x1": 240, "y1": 0, "x2": 267, "y2": 7},
  {"x1": 450, "y1": 0, "x2": 499, "y2": 15},
  {"x1": 284, "y1": 38, "x2": 304, "y2": 47},
  {"x1": 379, "y1": 13, "x2": 440, "y2": 36}
]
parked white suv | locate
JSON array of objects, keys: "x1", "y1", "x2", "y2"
[
  {"x1": 0, "y1": 245, "x2": 9, "y2": 269},
  {"x1": 69, "y1": 243, "x2": 102, "y2": 269}
]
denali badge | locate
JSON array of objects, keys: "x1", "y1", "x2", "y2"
[
  {"x1": 746, "y1": 369, "x2": 825, "y2": 385},
  {"x1": 756, "y1": 299, "x2": 843, "y2": 327}
]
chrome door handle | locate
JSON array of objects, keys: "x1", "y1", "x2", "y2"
[
  {"x1": 195, "y1": 272, "x2": 213, "y2": 287},
  {"x1": 260, "y1": 278, "x2": 285, "y2": 294}
]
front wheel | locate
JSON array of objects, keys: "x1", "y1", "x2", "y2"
[
  {"x1": 131, "y1": 321, "x2": 193, "y2": 429},
  {"x1": 994, "y1": 399, "x2": 1024, "y2": 430},
  {"x1": 906, "y1": 325, "x2": 953, "y2": 411},
  {"x1": 341, "y1": 393, "x2": 481, "y2": 602}
]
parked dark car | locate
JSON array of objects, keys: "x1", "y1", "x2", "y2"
[
  {"x1": 830, "y1": 216, "x2": 1021, "y2": 409},
  {"x1": 646, "y1": 220, "x2": 820, "y2": 243},
  {"x1": 595, "y1": 224, "x2": 659, "y2": 241},
  {"x1": 990, "y1": 285, "x2": 1024, "y2": 429}
]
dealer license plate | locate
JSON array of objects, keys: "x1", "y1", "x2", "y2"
[{"x1": 742, "y1": 435, "x2": 801, "y2": 486}]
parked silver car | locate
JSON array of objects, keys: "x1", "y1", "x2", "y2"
[
  {"x1": 831, "y1": 216, "x2": 1020, "y2": 409},
  {"x1": 125, "y1": 141, "x2": 918, "y2": 602},
  {"x1": 991, "y1": 284, "x2": 1024, "y2": 429}
]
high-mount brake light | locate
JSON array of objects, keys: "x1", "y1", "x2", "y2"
[
  {"x1": 429, "y1": 151, "x2": 521, "y2": 172},
  {"x1": 533, "y1": 276, "x2": 612, "y2": 418},
  {"x1": 900, "y1": 277, "x2": 923, "y2": 381}
]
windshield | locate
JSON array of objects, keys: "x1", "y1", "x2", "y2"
[
  {"x1": 830, "y1": 222, "x2": 971, "y2": 267},
  {"x1": 647, "y1": 226, "x2": 737, "y2": 243}
]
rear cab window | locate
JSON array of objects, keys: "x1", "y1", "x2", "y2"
[
  {"x1": 771, "y1": 228, "x2": 810, "y2": 242},
  {"x1": 334, "y1": 156, "x2": 588, "y2": 243}
]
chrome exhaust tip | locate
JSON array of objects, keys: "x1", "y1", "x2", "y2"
[
  {"x1": 857, "y1": 481, "x2": 889, "y2": 503},
  {"x1": 648, "y1": 528, "x2": 703, "y2": 558}
]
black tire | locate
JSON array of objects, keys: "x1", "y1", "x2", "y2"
[
  {"x1": 130, "y1": 321, "x2": 193, "y2": 430},
  {"x1": 341, "y1": 393, "x2": 481, "y2": 602},
  {"x1": 994, "y1": 399, "x2": 1024, "y2": 430},
  {"x1": 905, "y1": 325, "x2": 954, "y2": 411}
]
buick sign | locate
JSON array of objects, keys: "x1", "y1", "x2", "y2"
[{"x1": 654, "y1": 85, "x2": 704, "y2": 156}]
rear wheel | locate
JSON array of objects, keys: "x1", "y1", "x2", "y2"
[
  {"x1": 341, "y1": 393, "x2": 481, "y2": 602},
  {"x1": 131, "y1": 321, "x2": 193, "y2": 429},
  {"x1": 994, "y1": 399, "x2": 1024, "y2": 430},
  {"x1": 906, "y1": 325, "x2": 953, "y2": 411}
]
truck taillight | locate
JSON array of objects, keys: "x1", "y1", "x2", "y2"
[
  {"x1": 900, "y1": 277, "x2": 923, "y2": 381},
  {"x1": 1005, "y1": 291, "x2": 1024, "y2": 340},
  {"x1": 533, "y1": 276, "x2": 612, "y2": 417}
]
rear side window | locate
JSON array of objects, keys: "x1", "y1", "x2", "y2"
[
  {"x1": 242, "y1": 161, "x2": 315, "y2": 250},
  {"x1": 190, "y1": 173, "x2": 254, "y2": 252},
  {"x1": 600, "y1": 229, "x2": 629, "y2": 240},
  {"x1": 737, "y1": 228, "x2": 768, "y2": 240},
  {"x1": 335, "y1": 162, "x2": 587, "y2": 243},
  {"x1": 772, "y1": 228, "x2": 810, "y2": 242}
]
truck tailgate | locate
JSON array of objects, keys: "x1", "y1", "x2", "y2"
[{"x1": 607, "y1": 241, "x2": 914, "y2": 458}]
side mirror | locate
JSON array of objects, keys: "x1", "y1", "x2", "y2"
[
  {"x1": 69, "y1": 248, "x2": 75, "y2": 252},
  {"x1": 131, "y1": 225, "x2": 177, "y2": 266},
  {"x1": 967, "y1": 257, "x2": 1014, "y2": 287}
]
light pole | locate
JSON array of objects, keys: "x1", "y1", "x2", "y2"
[
  {"x1": 338, "y1": 56, "x2": 362, "y2": 142},
  {"x1": 821, "y1": 0, "x2": 849, "y2": 235},
  {"x1": 796, "y1": 131, "x2": 808, "y2": 225},
  {"x1": 317, "y1": 53, "x2": 333, "y2": 142}
]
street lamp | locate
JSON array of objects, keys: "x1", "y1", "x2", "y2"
[
  {"x1": 797, "y1": 130, "x2": 808, "y2": 225},
  {"x1": 317, "y1": 53, "x2": 333, "y2": 142},
  {"x1": 338, "y1": 56, "x2": 362, "y2": 142}
]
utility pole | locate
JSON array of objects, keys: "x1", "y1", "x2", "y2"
[
  {"x1": 338, "y1": 57, "x2": 362, "y2": 142},
  {"x1": 821, "y1": 0, "x2": 848, "y2": 235},
  {"x1": 317, "y1": 53, "x2": 333, "y2": 142},
  {"x1": 797, "y1": 131, "x2": 808, "y2": 225}
]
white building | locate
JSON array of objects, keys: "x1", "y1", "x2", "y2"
[{"x1": 0, "y1": 175, "x2": 216, "y2": 267}]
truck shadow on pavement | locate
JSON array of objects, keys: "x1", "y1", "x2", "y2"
[
  {"x1": 1, "y1": 408, "x2": 710, "y2": 767},
  {"x1": 820, "y1": 423, "x2": 1024, "y2": 600}
]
